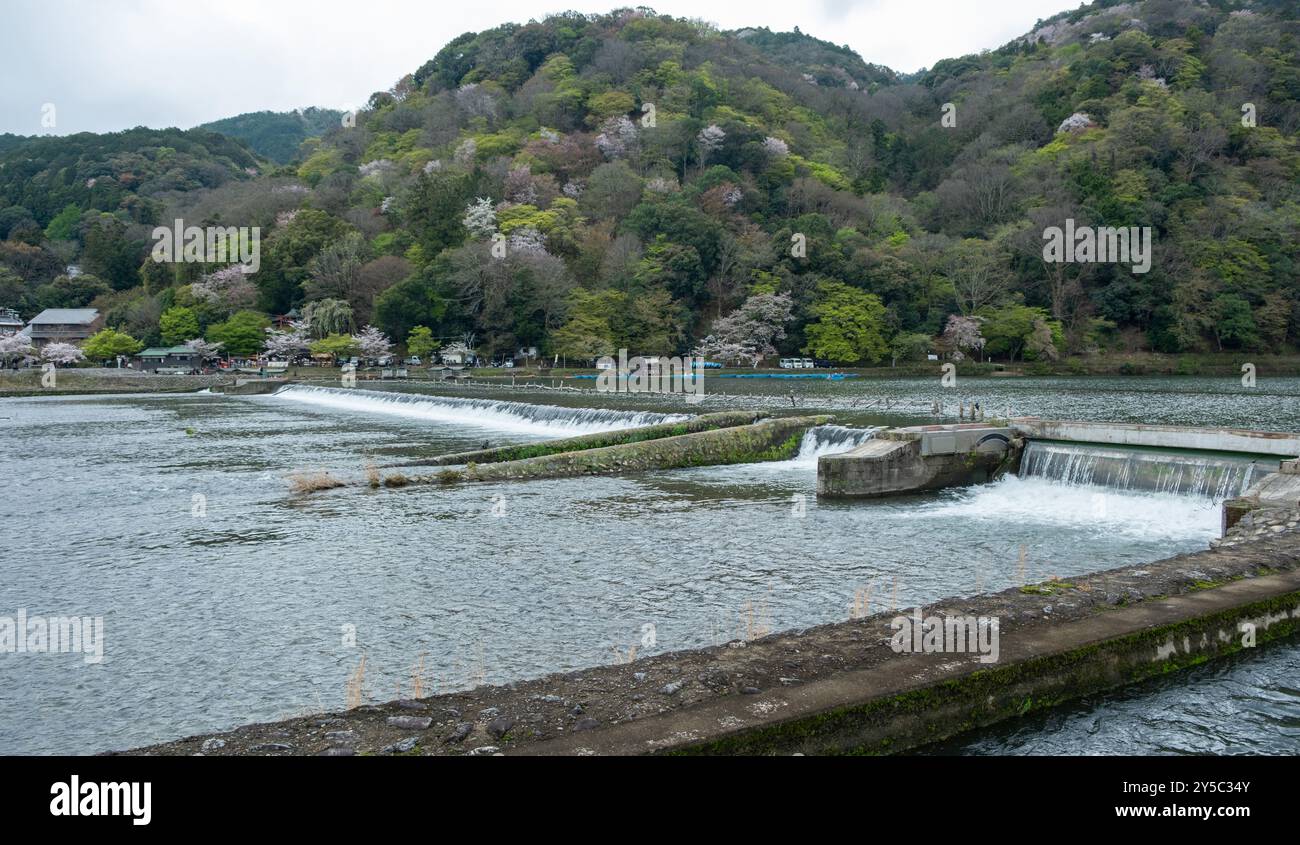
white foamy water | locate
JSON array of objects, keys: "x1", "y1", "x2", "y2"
[
  {"x1": 1020, "y1": 441, "x2": 1269, "y2": 502},
  {"x1": 757, "y1": 424, "x2": 878, "y2": 470},
  {"x1": 266, "y1": 384, "x2": 691, "y2": 436},
  {"x1": 908, "y1": 475, "x2": 1221, "y2": 543}
]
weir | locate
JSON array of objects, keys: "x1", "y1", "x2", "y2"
[
  {"x1": 818, "y1": 418, "x2": 1300, "y2": 535},
  {"x1": 1019, "y1": 440, "x2": 1270, "y2": 500}
]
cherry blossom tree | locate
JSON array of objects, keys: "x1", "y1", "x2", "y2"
[
  {"x1": 461, "y1": 198, "x2": 497, "y2": 238},
  {"x1": 595, "y1": 116, "x2": 637, "y2": 159},
  {"x1": 0, "y1": 332, "x2": 35, "y2": 366},
  {"x1": 940, "y1": 315, "x2": 986, "y2": 361},
  {"x1": 263, "y1": 320, "x2": 310, "y2": 359},
  {"x1": 694, "y1": 293, "x2": 794, "y2": 367},
  {"x1": 184, "y1": 338, "x2": 224, "y2": 361},
  {"x1": 351, "y1": 325, "x2": 392, "y2": 359},
  {"x1": 191, "y1": 265, "x2": 257, "y2": 314},
  {"x1": 41, "y1": 342, "x2": 85, "y2": 366}
]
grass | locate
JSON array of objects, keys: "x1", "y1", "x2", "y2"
[
  {"x1": 344, "y1": 654, "x2": 367, "y2": 710},
  {"x1": 364, "y1": 461, "x2": 380, "y2": 488},
  {"x1": 288, "y1": 471, "x2": 346, "y2": 493}
]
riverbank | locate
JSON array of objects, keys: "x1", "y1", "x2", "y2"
[
  {"x1": 123, "y1": 509, "x2": 1300, "y2": 757},
  {"x1": 0, "y1": 368, "x2": 227, "y2": 396}
]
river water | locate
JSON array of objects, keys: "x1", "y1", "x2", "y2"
[{"x1": 2, "y1": 374, "x2": 1297, "y2": 754}]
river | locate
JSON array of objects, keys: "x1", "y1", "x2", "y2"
[{"x1": 1, "y1": 374, "x2": 1297, "y2": 754}]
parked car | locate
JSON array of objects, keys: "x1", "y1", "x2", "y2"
[{"x1": 404, "y1": 356, "x2": 422, "y2": 366}]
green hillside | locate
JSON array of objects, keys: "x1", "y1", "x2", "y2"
[
  {"x1": 198, "y1": 107, "x2": 345, "y2": 164},
  {"x1": 0, "y1": 2, "x2": 1295, "y2": 364}
]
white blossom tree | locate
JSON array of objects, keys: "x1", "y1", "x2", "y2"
[
  {"x1": 462, "y1": 197, "x2": 497, "y2": 238},
  {"x1": 595, "y1": 116, "x2": 637, "y2": 159},
  {"x1": 351, "y1": 325, "x2": 392, "y2": 359},
  {"x1": 41, "y1": 342, "x2": 85, "y2": 366},
  {"x1": 0, "y1": 332, "x2": 35, "y2": 366},
  {"x1": 693, "y1": 293, "x2": 794, "y2": 367},
  {"x1": 191, "y1": 265, "x2": 257, "y2": 314},
  {"x1": 184, "y1": 338, "x2": 224, "y2": 361},
  {"x1": 263, "y1": 320, "x2": 311, "y2": 359},
  {"x1": 940, "y1": 315, "x2": 986, "y2": 361},
  {"x1": 697, "y1": 124, "x2": 726, "y2": 166}
]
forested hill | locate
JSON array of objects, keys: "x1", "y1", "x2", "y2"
[
  {"x1": 198, "y1": 108, "x2": 345, "y2": 163},
  {"x1": 0, "y1": 1, "x2": 1296, "y2": 367}
]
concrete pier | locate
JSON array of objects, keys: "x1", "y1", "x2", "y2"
[{"x1": 818, "y1": 423, "x2": 1018, "y2": 498}]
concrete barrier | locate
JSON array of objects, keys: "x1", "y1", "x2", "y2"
[
  {"x1": 1011, "y1": 418, "x2": 1300, "y2": 458},
  {"x1": 391, "y1": 415, "x2": 834, "y2": 486},
  {"x1": 818, "y1": 424, "x2": 1018, "y2": 498},
  {"x1": 383, "y1": 411, "x2": 768, "y2": 469}
]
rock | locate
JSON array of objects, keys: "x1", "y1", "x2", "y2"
[
  {"x1": 396, "y1": 699, "x2": 427, "y2": 710},
  {"x1": 573, "y1": 718, "x2": 600, "y2": 732},
  {"x1": 446, "y1": 722, "x2": 473, "y2": 743},
  {"x1": 569, "y1": 704, "x2": 584, "y2": 716},
  {"x1": 741, "y1": 686, "x2": 761, "y2": 695},
  {"x1": 659, "y1": 681, "x2": 684, "y2": 696},
  {"x1": 200, "y1": 738, "x2": 226, "y2": 752},
  {"x1": 532, "y1": 694, "x2": 564, "y2": 704},
  {"x1": 632, "y1": 672, "x2": 646, "y2": 682},
  {"x1": 382, "y1": 737, "x2": 419, "y2": 754},
  {"x1": 468, "y1": 746, "x2": 500, "y2": 756},
  {"x1": 479, "y1": 707, "x2": 500, "y2": 719},
  {"x1": 250, "y1": 742, "x2": 292, "y2": 752},
  {"x1": 487, "y1": 716, "x2": 517, "y2": 739},
  {"x1": 319, "y1": 747, "x2": 355, "y2": 756},
  {"x1": 386, "y1": 715, "x2": 432, "y2": 730},
  {"x1": 778, "y1": 677, "x2": 801, "y2": 686}
]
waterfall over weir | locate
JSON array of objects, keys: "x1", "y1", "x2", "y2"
[
  {"x1": 269, "y1": 384, "x2": 691, "y2": 436},
  {"x1": 1019, "y1": 440, "x2": 1272, "y2": 501}
]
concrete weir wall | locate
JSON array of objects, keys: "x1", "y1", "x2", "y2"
[
  {"x1": 385, "y1": 411, "x2": 768, "y2": 469},
  {"x1": 1011, "y1": 418, "x2": 1300, "y2": 458},
  {"x1": 391, "y1": 415, "x2": 834, "y2": 486},
  {"x1": 818, "y1": 424, "x2": 1019, "y2": 498}
]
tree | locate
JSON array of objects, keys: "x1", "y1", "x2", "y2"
[
  {"x1": 981, "y1": 305, "x2": 1052, "y2": 362},
  {"x1": 0, "y1": 331, "x2": 35, "y2": 366},
  {"x1": 890, "y1": 332, "x2": 932, "y2": 366},
  {"x1": 301, "y1": 298, "x2": 354, "y2": 337},
  {"x1": 1211, "y1": 294, "x2": 1260, "y2": 351},
  {"x1": 406, "y1": 326, "x2": 439, "y2": 359},
  {"x1": 159, "y1": 306, "x2": 200, "y2": 346},
  {"x1": 310, "y1": 333, "x2": 358, "y2": 361},
  {"x1": 803, "y1": 283, "x2": 888, "y2": 365},
  {"x1": 694, "y1": 293, "x2": 794, "y2": 367},
  {"x1": 206, "y1": 310, "x2": 271, "y2": 356},
  {"x1": 374, "y1": 269, "x2": 448, "y2": 343},
  {"x1": 939, "y1": 315, "x2": 986, "y2": 361},
  {"x1": 82, "y1": 328, "x2": 143, "y2": 362},
  {"x1": 352, "y1": 325, "x2": 392, "y2": 359},
  {"x1": 35, "y1": 274, "x2": 110, "y2": 310},
  {"x1": 81, "y1": 216, "x2": 141, "y2": 291},
  {"x1": 263, "y1": 320, "x2": 310, "y2": 359},
  {"x1": 946, "y1": 239, "x2": 1008, "y2": 315},
  {"x1": 184, "y1": 338, "x2": 224, "y2": 361},
  {"x1": 461, "y1": 197, "x2": 497, "y2": 238},
  {"x1": 41, "y1": 342, "x2": 85, "y2": 366}
]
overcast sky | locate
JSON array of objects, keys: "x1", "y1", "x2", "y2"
[{"x1": 1, "y1": 0, "x2": 1079, "y2": 136}]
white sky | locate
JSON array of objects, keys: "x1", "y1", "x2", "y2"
[{"x1": 0, "y1": 0, "x2": 1079, "y2": 135}]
